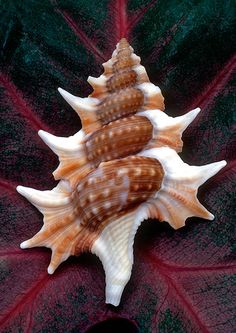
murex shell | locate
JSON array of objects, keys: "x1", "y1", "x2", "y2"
[{"x1": 17, "y1": 38, "x2": 226, "y2": 306}]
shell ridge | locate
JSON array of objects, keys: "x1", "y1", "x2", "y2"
[{"x1": 91, "y1": 210, "x2": 136, "y2": 306}]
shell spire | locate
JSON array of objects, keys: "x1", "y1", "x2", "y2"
[
  {"x1": 89, "y1": 38, "x2": 149, "y2": 96},
  {"x1": 58, "y1": 38, "x2": 164, "y2": 134}
]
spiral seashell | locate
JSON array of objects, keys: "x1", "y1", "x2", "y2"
[{"x1": 17, "y1": 38, "x2": 227, "y2": 307}]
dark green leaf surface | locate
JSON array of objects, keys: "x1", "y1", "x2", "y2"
[{"x1": 0, "y1": 1, "x2": 235, "y2": 332}]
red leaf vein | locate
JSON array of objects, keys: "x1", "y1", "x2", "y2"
[
  {"x1": 151, "y1": 287, "x2": 169, "y2": 331},
  {"x1": 0, "y1": 179, "x2": 17, "y2": 193},
  {"x1": 114, "y1": 0, "x2": 128, "y2": 41},
  {"x1": 0, "y1": 274, "x2": 50, "y2": 328},
  {"x1": 0, "y1": 249, "x2": 46, "y2": 257},
  {"x1": 164, "y1": 273, "x2": 212, "y2": 333},
  {"x1": 145, "y1": 252, "x2": 236, "y2": 274},
  {"x1": 0, "y1": 73, "x2": 51, "y2": 133},
  {"x1": 189, "y1": 53, "x2": 236, "y2": 110},
  {"x1": 146, "y1": 254, "x2": 213, "y2": 333},
  {"x1": 127, "y1": 0, "x2": 158, "y2": 33},
  {"x1": 147, "y1": 17, "x2": 186, "y2": 63},
  {"x1": 55, "y1": 9, "x2": 106, "y2": 62}
]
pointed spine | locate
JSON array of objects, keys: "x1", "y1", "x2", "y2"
[
  {"x1": 38, "y1": 129, "x2": 91, "y2": 188},
  {"x1": 58, "y1": 87, "x2": 100, "y2": 133},
  {"x1": 138, "y1": 147, "x2": 226, "y2": 229},
  {"x1": 17, "y1": 182, "x2": 81, "y2": 274},
  {"x1": 138, "y1": 107, "x2": 201, "y2": 152}
]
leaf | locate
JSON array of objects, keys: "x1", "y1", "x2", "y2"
[{"x1": 0, "y1": 0, "x2": 235, "y2": 332}]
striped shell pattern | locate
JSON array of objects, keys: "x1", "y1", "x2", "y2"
[{"x1": 17, "y1": 38, "x2": 226, "y2": 306}]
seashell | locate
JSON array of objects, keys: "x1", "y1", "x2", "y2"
[
  {"x1": 39, "y1": 107, "x2": 201, "y2": 188},
  {"x1": 17, "y1": 38, "x2": 227, "y2": 307},
  {"x1": 17, "y1": 148, "x2": 226, "y2": 306},
  {"x1": 58, "y1": 38, "x2": 164, "y2": 134}
]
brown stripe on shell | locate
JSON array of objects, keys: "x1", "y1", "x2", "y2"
[
  {"x1": 97, "y1": 87, "x2": 144, "y2": 124},
  {"x1": 106, "y1": 70, "x2": 137, "y2": 92},
  {"x1": 69, "y1": 156, "x2": 164, "y2": 254},
  {"x1": 95, "y1": 84, "x2": 164, "y2": 127},
  {"x1": 53, "y1": 207, "x2": 137, "y2": 257},
  {"x1": 112, "y1": 53, "x2": 134, "y2": 72},
  {"x1": 85, "y1": 115, "x2": 153, "y2": 165}
]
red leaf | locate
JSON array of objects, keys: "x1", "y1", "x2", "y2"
[{"x1": 0, "y1": 1, "x2": 235, "y2": 332}]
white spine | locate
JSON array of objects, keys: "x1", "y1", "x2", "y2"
[
  {"x1": 38, "y1": 129, "x2": 85, "y2": 155},
  {"x1": 58, "y1": 87, "x2": 98, "y2": 113},
  {"x1": 138, "y1": 108, "x2": 201, "y2": 137}
]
